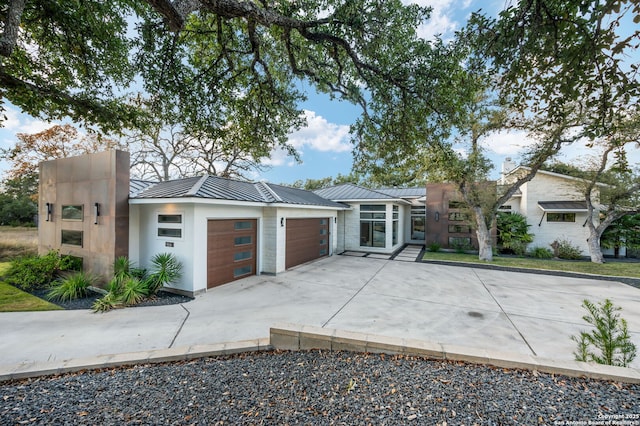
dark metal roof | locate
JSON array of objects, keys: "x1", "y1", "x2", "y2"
[
  {"x1": 129, "y1": 179, "x2": 157, "y2": 196},
  {"x1": 314, "y1": 184, "x2": 396, "y2": 200},
  {"x1": 538, "y1": 201, "x2": 588, "y2": 211},
  {"x1": 131, "y1": 175, "x2": 347, "y2": 208}
]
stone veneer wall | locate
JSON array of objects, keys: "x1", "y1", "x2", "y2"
[{"x1": 38, "y1": 150, "x2": 130, "y2": 281}]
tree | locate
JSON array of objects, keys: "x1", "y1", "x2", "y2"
[
  {"x1": 353, "y1": 0, "x2": 640, "y2": 262},
  {"x1": 601, "y1": 214, "x2": 640, "y2": 259},
  {"x1": 289, "y1": 172, "x2": 363, "y2": 190},
  {"x1": 1, "y1": 124, "x2": 122, "y2": 179},
  {"x1": 0, "y1": 173, "x2": 38, "y2": 226},
  {"x1": 1, "y1": 0, "x2": 440, "y2": 164}
]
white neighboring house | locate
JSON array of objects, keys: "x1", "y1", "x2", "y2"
[
  {"x1": 314, "y1": 184, "x2": 426, "y2": 254},
  {"x1": 499, "y1": 159, "x2": 604, "y2": 255}
]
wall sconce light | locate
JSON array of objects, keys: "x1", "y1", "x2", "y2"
[
  {"x1": 280, "y1": 217, "x2": 284, "y2": 227},
  {"x1": 46, "y1": 203, "x2": 53, "y2": 222},
  {"x1": 94, "y1": 202, "x2": 100, "y2": 225},
  {"x1": 434, "y1": 211, "x2": 440, "y2": 222},
  {"x1": 334, "y1": 217, "x2": 337, "y2": 223}
]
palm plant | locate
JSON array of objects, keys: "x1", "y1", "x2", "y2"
[
  {"x1": 119, "y1": 277, "x2": 149, "y2": 305},
  {"x1": 146, "y1": 253, "x2": 182, "y2": 295}
]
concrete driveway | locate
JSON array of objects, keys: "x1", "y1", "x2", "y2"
[{"x1": 2, "y1": 255, "x2": 639, "y2": 370}]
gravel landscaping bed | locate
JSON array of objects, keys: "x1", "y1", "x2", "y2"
[
  {"x1": 29, "y1": 288, "x2": 193, "y2": 310},
  {"x1": 1, "y1": 350, "x2": 638, "y2": 425}
]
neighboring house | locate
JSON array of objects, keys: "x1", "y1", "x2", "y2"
[
  {"x1": 39, "y1": 151, "x2": 348, "y2": 296},
  {"x1": 314, "y1": 184, "x2": 426, "y2": 254},
  {"x1": 498, "y1": 159, "x2": 602, "y2": 255}
]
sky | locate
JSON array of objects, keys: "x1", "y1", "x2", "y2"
[{"x1": 0, "y1": 0, "x2": 638, "y2": 186}]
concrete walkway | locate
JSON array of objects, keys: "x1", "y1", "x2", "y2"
[{"x1": 1, "y1": 254, "x2": 639, "y2": 375}]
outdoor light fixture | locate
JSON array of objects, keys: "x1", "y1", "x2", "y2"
[
  {"x1": 280, "y1": 217, "x2": 284, "y2": 227},
  {"x1": 334, "y1": 217, "x2": 337, "y2": 223},
  {"x1": 434, "y1": 211, "x2": 440, "y2": 222},
  {"x1": 46, "y1": 203, "x2": 53, "y2": 222},
  {"x1": 94, "y1": 202, "x2": 100, "y2": 225}
]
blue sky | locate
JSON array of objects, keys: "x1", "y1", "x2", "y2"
[{"x1": 1, "y1": 0, "x2": 637, "y2": 185}]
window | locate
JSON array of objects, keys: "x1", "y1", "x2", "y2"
[
  {"x1": 449, "y1": 237, "x2": 471, "y2": 247},
  {"x1": 158, "y1": 214, "x2": 182, "y2": 224},
  {"x1": 234, "y1": 236, "x2": 252, "y2": 245},
  {"x1": 448, "y1": 212, "x2": 468, "y2": 221},
  {"x1": 234, "y1": 265, "x2": 252, "y2": 278},
  {"x1": 234, "y1": 251, "x2": 252, "y2": 261},
  {"x1": 62, "y1": 205, "x2": 83, "y2": 221},
  {"x1": 499, "y1": 205, "x2": 512, "y2": 210},
  {"x1": 158, "y1": 228, "x2": 182, "y2": 238},
  {"x1": 61, "y1": 230, "x2": 83, "y2": 246},
  {"x1": 448, "y1": 201, "x2": 464, "y2": 209},
  {"x1": 360, "y1": 205, "x2": 386, "y2": 247},
  {"x1": 234, "y1": 221, "x2": 253, "y2": 230},
  {"x1": 448, "y1": 224, "x2": 471, "y2": 233},
  {"x1": 547, "y1": 213, "x2": 576, "y2": 222},
  {"x1": 157, "y1": 213, "x2": 183, "y2": 239},
  {"x1": 411, "y1": 205, "x2": 426, "y2": 240},
  {"x1": 392, "y1": 206, "x2": 399, "y2": 245}
]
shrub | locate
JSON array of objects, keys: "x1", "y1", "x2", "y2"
[
  {"x1": 47, "y1": 271, "x2": 97, "y2": 301},
  {"x1": 529, "y1": 246, "x2": 554, "y2": 259},
  {"x1": 146, "y1": 253, "x2": 183, "y2": 295},
  {"x1": 497, "y1": 212, "x2": 533, "y2": 255},
  {"x1": 4, "y1": 250, "x2": 76, "y2": 291},
  {"x1": 451, "y1": 240, "x2": 472, "y2": 254},
  {"x1": 119, "y1": 277, "x2": 149, "y2": 305},
  {"x1": 426, "y1": 241, "x2": 441, "y2": 252},
  {"x1": 572, "y1": 299, "x2": 637, "y2": 367},
  {"x1": 555, "y1": 239, "x2": 583, "y2": 260},
  {"x1": 92, "y1": 292, "x2": 121, "y2": 313}
]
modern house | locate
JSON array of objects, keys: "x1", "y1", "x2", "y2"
[
  {"x1": 38, "y1": 151, "x2": 426, "y2": 296},
  {"x1": 423, "y1": 159, "x2": 602, "y2": 254}
]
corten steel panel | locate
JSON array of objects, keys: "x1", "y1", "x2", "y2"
[
  {"x1": 285, "y1": 218, "x2": 329, "y2": 269},
  {"x1": 207, "y1": 219, "x2": 257, "y2": 289}
]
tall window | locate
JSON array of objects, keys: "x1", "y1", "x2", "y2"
[
  {"x1": 410, "y1": 205, "x2": 426, "y2": 240},
  {"x1": 360, "y1": 204, "x2": 386, "y2": 248},
  {"x1": 392, "y1": 206, "x2": 399, "y2": 245}
]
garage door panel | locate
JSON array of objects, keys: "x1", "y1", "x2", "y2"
[
  {"x1": 207, "y1": 219, "x2": 257, "y2": 289},
  {"x1": 286, "y1": 218, "x2": 329, "y2": 269}
]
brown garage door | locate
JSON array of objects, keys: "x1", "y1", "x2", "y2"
[
  {"x1": 286, "y1": 218, "x2": 329, "y2": 269},
  {"x1": 207, "y1": 219, "x2": 257, "y2": 289}
]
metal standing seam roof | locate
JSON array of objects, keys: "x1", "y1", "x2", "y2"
[
  {"x1": 314, "y1": 183, "x2": 426, "y2": 201},
  {"x1": 537, "y1": 200, "x2": 588, "y2": 211},
  {"x1": 130, "y1": 175, "x2": 347, "y2": 208}
]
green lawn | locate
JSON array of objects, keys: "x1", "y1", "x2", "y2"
[
  {"x1": 0, "y1": 262, "x2": 62, "y2": 312},
  {"x1": 422, "y1": 251, "x2": 640, "y2": 279}
]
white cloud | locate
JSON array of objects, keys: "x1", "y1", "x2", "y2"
[
  {"x1": 288, "y1": 110, "x2": 352, "y2": 153},
  {"x1": 2, "y1": 106, "x2": 53, "y2": 134},
  {"x1": 263, "y1": 148, "x2": 299, "y2": 167},
  {"x1": 480, "y1": 131, "x2": 538, "y2": 156},
  {"x1": 402, "y1": 0, "x2": 468, "y2": 40}
]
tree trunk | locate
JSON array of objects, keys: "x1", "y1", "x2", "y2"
[
  {"x1": 472, "y1": 206, "x2": 493, "y2": 261},
  {"x1": 587, "y1": 229, "x2": 605, "y2": 264}
]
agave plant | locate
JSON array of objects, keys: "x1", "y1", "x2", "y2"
[
  {"x1": 119, "y1": 277, "x2": 149, "y2": 306},
  {"x1": 92, "y1": 292, "x2": 120, "y2": 313},
  {"x1": 47, "y1": 271, "x2": 97, "y2": 302},
  {"x1": 146, "y1": 253, "x2": 182, "y2": 295}
]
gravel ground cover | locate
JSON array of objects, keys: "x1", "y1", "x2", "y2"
[
  {"x1": 29, "y1": 288, "x2": 193, "y2": 310},
  {"x1": 1, "y1": 350, "x2": 638, "y2": 425}
]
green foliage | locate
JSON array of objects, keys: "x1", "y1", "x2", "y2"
[
  {"x1": 427, "y1": 241, "x2": 441, "y2": 252},
  {"x1": 601, "y1": 214, "x2": 640, "y2": 257},
  {"x1": 47, "y1": 271, "x2": 97, "y2": 302},
  {"x1": 146, "y1": 253, "x2": 183, "y2": 295},
  {"x1": 0, "y1": 173, "x2": 39, "y2": 226},
  {"x1": 555, "y1": 239, "x2": 583, "y2": 260},
  {"x1": 451, "y1": 239, "x2": 472, "y2": 254},
  {"x1": 93, "y1": 253, "x2": 181, "y2": 312},
  {"x1": 528, "y1": 247, "x2": 554, "y2": 259},
  {"x1": 92, "y1": 292, "x2": 121, "y2": 313},
  {"x1": 497, "y1": 212, "x2": 534, "y2": 256},
  {"x1": 119, "y1": 277, "x2": 149, "y2": 306},
  {"x1": 4, "y1": 251, "x2": 77, "y2": 291},
  {"x1": 572, "y1": 299, "x2": 637, "y2": 367}
]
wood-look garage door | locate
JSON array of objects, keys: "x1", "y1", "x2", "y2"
[
  {"x1": 207, "y1": 219, "x2": 257, "y2": 289},
  {"x1": 286, "y1": 218, "x2": 329, "y2": 269}
]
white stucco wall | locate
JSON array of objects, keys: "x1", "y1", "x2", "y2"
[
  {"x1": 130, "y1": 200, "x2": 343, "y2": 294},
  {"x1": 507, "y1": 172, "x2": 599, "y2": 255}
]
